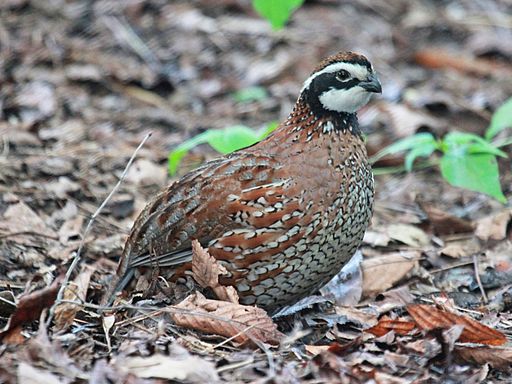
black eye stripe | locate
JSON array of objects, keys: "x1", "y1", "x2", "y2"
[{"x1": 310, "y1": 72, "x2": 360, "y2": 93}]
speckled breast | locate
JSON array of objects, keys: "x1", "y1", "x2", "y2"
[{"x1": 218, "y1": 143, "x2": 374, "y2": 311}]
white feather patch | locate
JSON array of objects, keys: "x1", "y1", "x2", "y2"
[{"x1": 318, "y1": 87, "x2": 371, "y2": 113}]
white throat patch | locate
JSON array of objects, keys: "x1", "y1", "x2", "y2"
[{"x1": 318, "y1": 87, "x2": 372, "y2": 113}]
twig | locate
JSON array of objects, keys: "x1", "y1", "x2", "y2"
[
  {"x1": 430, "y1": 261, "x2": 474, "y2": 274},
  {"x1": 211, "y1": 323, "x2": 258, "y2": 350},
  {"x1": 0, "y1": 231, "x2": 59, "y2": 241},
  {"x1": 102, "y1": 16, "x2": 162, "y2": 74},
  {"x1": 473, "y1": 254, "x2": 488, "y2": 303},
  {"x1": 46, "y1": 132, "x2": 152, "y2": 326}
]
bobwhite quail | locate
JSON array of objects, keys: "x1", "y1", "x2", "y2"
[{"x1": 103, "y1": 51, "x2": 381, "y2": 312}]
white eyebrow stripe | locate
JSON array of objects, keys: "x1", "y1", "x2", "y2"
[{"x1": 301, "y1": 62, "x2": 369, "y2": 92}]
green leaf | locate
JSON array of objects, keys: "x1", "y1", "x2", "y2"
[
  {"x1": 232, "y1": 86, "x2": 268, "y2": 103},
  {"x1": 168, "y1": 131, "x2": 213, "y2": 175},
  {"x1": 168, "y1": 126, "x2": 264, "y2": 175},
  {"x1": 258, "y1": 121, "x2": 279, "y2": 139},
  {"x1": 441, "y1": 131, "x2": 506, "y2": 157},
  {"x1": 207, "y1": 125, "x2": 260, "y2": 154},
  {"x1": 485, "y1": 97, "x2": 512, "y2": 140},
  {"x1": 370, "y1": 132, "x2": 438, "y2": 164},
  {"x1": 440, "y1": 152, "x2": 506, "y2": 203},
  {"x1": 252, "y1": 0, "x2": 304, "y2": 30},
  {"x1": 404, "y1": 143, "x2": 437, "y2": 171}
]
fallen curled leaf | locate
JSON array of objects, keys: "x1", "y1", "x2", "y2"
[
  {"x1": 454, "y1": 346, "x2": 512, "y2": 371},
  {"x1": 54, "y1": 264, "x2": 95, "y2": 331},
  {"x1": 420, "y1": 204, "x2": 474, "y2": 236},
  {"x1": 361, "y1": 252, "x2": 420, "y2": 297},
  {"x1": 191, "y1": 240, "x2": 239, "y2": 304},
  {"x1": 407, "y1": 304, "x2": 506, "y2": 346},
  {"x1": 366, "y1": 316, "x2": 417, "y2": 337},
  {"x1": 475, "y1": 209, "x2": 512, "y2": 242},
  {"x1": 0, "y1": 274, "x2": 64, "y2": 344},
  {"x1": 169, "y1": 292, "x2": 283, "y2": 346}
]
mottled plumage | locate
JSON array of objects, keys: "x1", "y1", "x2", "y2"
[{"x1": 104, "y1": 51, "x2": 381, "y2": 311}]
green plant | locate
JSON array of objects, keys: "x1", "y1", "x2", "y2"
[
  {"x1": 253, "y1": 0, "x2": 305, "y2": 30},
  {"x1": 373, "y1": 97, "x2": 512, "y2": 203},
  {"x1": 168, "y1": 122, "x2": 278, "y2": 175}
]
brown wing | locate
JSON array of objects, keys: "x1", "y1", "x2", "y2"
[{"x1": 110, "y1": 152, "x2": 290, "y2": 283}]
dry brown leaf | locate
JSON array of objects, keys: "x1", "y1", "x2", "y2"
[
  {"x1": 361, "y1": 252, "x2": 420, "y2": 297},
  {"x1": 379, "y1": 102, "x2": 443, "y2": 139},
  {"x1": 387, "y1": 224, "x2": 429, "y2": 247},
  {"x1": 365, "y1": 316, "x2": 416, "y2": 337},
  {"x1": 191, "y1": 240, "x2": 239, "y2": 304},
  {"x1": 123, "y1": 352, "x2": 219, "y2": 383},
  {"x1": 420, "y1": 204, "x2": 474, "y2": 236},
  {"x1": 54, "y1": 264, "x2": 95, "y2": 331},
  {"x1": 440, "y1": 238, "x2": 481, "y2": 259},
  {"x1": 475, "y1": 209, "x2": 512, "y2": 242},
  {"x1": 363, "y1": 230, "x2": 390, "y2": 247},
  {"x1": 0, "y1": 200, "x2": 58, "y2": 246},
  {"x1": 407, "y1": 304, "x2": 506, "y2": 346},
  {"x1": 170, "y1": 292, "x2": 283, "y2": 346},
  {"x1": 414, "y1": 49, "x2": 512, "y2": 77},
  {"x1": 454, "y1": 346, "x2": 512, "y2": 371},
  {"x1": 0, "y1": 275, "x2": 64, "y2": 344},
  {"x1": 373, "y1": 286, "x2": 415, "y2": 314},
  {"x1": 305, "y1": 344, "x2": 331, "y2": 355},
  {"x1": 125, "y1": 158, "x2": 167, "y2": 186},
  {"x1": 17, "y1": 362, "x2": 63, "y2": 384},
  {"x1": 335, "y1": 306, "x2": 378, "y2": 329}
]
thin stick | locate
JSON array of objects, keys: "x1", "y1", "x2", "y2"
[
  {"x1": 47, "y1": 132, "x2": 152, "y2": 326},
  {"x1": 473, "y1": 254, "x2": 488, "y2": 303}
]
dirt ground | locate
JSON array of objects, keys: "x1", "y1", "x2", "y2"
[{"x1": 1, "y1": 0, "x2": 512, "y2": 383}]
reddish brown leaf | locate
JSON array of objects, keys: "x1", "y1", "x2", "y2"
[
  {"x1": 414, "y1": 49, "x2": 512, "y2": 77},
  {"x1": 327, "y1": 338, "x2": 362, "y2": 356},
  {"x1": 0, "y1": 275, "x2": 64, "y2": 344},
  {"x1": 366, "y1": 316, "x2": 417, "y2": 337},
  {"x1": 1, "y1": 326, "x2": 24, "y2": 345},
  {"x1": 407, "y1": 304, "x2": 506, "y2": 346},
  {"x1": 169, "y1": 292, "x2": 283, "y2": 346},
  {"x1": 191, "y1": 240, "x2": 239, "y2": 304}
]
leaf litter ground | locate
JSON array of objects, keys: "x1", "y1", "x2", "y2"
[{"x1": 1, "y1": 0, "x2": 512, "y2": 382}]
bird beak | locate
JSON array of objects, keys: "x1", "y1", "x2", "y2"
[{"x1": 360, "y1": 74, "x2": 382, "y2": 94}]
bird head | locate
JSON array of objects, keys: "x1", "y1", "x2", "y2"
[{"x1": 301, "y1": 51, "x2": 381, "y2": 115}]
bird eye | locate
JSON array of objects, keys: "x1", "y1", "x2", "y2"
[{"x1": 336, "y1": 70, "x2": 350, "y2": 81}]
